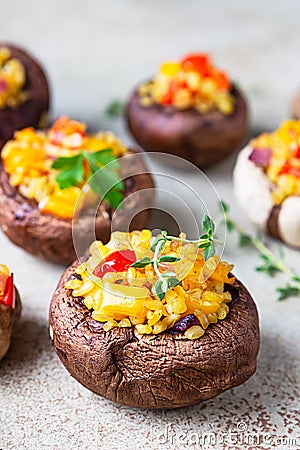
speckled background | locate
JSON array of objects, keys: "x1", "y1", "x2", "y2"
[{"x1": 0, "y1": 1, "x2": 300, "y2": 449}]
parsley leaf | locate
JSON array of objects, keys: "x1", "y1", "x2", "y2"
[{"x1": 52, "y1": 149, "x2": 124, "y2": 209}]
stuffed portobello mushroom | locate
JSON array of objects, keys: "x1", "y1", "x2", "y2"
[
  {"x1": 0, "y1": 117, "x2": 154, "y2": 265},
  {"x1": 126, "y1": 53, "x2": 248, "y2": 167},
  {"x1": 0, "y1": 44, "x2": 49, "y2": 148},
  {"x1": 0, "y1": 264, "x2": 21, "y2": 360},
  {"x1": 233, "y1": 120, "x2": 300, "y2": 248},
  {"x1": 49, "y1": 222, "x2": 259, "y2": 409}
]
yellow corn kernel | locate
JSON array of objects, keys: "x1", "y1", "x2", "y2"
[
  {"x1": 135, "y1": 324, "x2": 152, "y2": 334},
  {"x1": 165, "y1": 295, "x2": 187, "y2": 315},
  {"x1": 144, "y1": 299, "x2": 164, "y2": 311},
  {"x1": 162, "y1": 314, "x2": 181, "y2": 328},
  {"x1": 129, "y1": 316, "x2": 146, "y2": 325},
  {"x1": 139, "y1": 96, "x2": 153, "y2": 107},
  {"x1": 184, "y1": 325, "x2": 205, "y2": 340},
  {"x1": 103, "y1": 320, "x2": 118, "y2": 331},
  {"x1": 84, "y1": 295, "x2": 94, "y2": 310},
  {"x1": 65, "y1": 279, "x2": 83, "y2": 290},
  {"x1": 92, "y1": 311, "x2": 114, "y2": 322},
  {"x1": 194, "y1": 309, "x2": 209, "y2": 329},
  {"x1": 152, "y1": 321, "x2": 168, "y2": 334},
  {"x1": 118, "y1": 318, "x2": 132, "y2": 328},
  {"x1": 185, "y1": 71, "x2": 201, "y2": 91},
  {"x1": 89, "y1": 240, "x2": 111, "y2": 259},
  {"x1": 147, "y1": 310, "x2": 162, "y2": 326},
  {"x1": 159, "y1": 61, "x2": 181, "y2": 77},
  {"x1": 72, "y1": 281, "x2": 94, "y2": 297},
  {"x1": 207, "y1": 312, "x2": 218, "y2": 323},
  {"x1": 216, "y1": 303, "x2": 229, "y2": 320},
  {"x1": 173, "y1": 88, "x2": 192, "y2": 109},
  {"x1": 0, "y1": 264, "x2": 10, "y2": 277},
  {"x1": 201, "y1": 291, "x2": 223, "y2": 304}
]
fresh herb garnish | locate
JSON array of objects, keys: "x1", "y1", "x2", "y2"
[
  {"x1": 131, "y1": 214, "x2": 220, "y2": 300},
  {"x1": 52, "y1": 149, "x2": 124, "y2": 209},
  {"x1": 105, "y1": 99, "x2": 125, "y2": 118},
  {"x1": 221, "y1": 201, "x2": 300, "y2": 301}
]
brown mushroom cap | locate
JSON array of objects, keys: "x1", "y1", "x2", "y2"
[
  {"x1": 0, "y1": 150, "x2": 154, "y2": 265},
  {"x1": 291, "y1": 89, "x2": 300, "y2": 119},
  {"x1": 0, "y1": 44, "x2": 50, "y2": 148},
  {"x1": 126, "y1": 85, "x2": 248, "y2": 168},
  {"x1": 49, "y1": 262, "x2": 260, "y2": 409},
  {"x1": 0, "y1": 287, "x2": 21, "y2": 360}
]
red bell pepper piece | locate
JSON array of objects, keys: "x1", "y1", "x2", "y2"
[
  {"x1": 161, "y1": 80, "x2": 182, "y2": 105},
  {"x1": 181, "y1": 53, "x2": 210, "y2": 74},
  {"x1": 279, "y1": 161, "x2": 300, "y2": 178},
  {"x1": 93, "y1": 250, "x2": 136, "y2": 279},
  {"x1": 0, "y1": 274, "x2": 15, "y2": 308}
]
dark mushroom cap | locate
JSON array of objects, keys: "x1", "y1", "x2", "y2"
[
  {"x1": 291, "y1": 89, "x2": 300, "y2": 120},
  {"x1": 126, "y1": 84, "x2": 248, "y2": 168},
  {"x1": 0, "y1": 150, "x2": 154, "y2": 265},
  {"x1": 0, "y1": 44, "x2": 50, "y2": 148},
  {"x1": 0, "y1": 287, "x2": 21, "y2": 360},
  {"x1": 49, "y1": 262, "x2": 260, "y2": 409}
]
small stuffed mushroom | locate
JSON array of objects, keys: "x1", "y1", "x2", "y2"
[
  {"x1": 233, "y1": 120, "x2": 300, "y2": 248},
  {"x1": 0, "y1": 117, "x2": 154, "y2": 265},
  {"x1": 49, "y1": 226, "x2": 259, "y2": 409},
  {"x1": 0, "y1": 264, "x2": 21, "y2": 360},
  {"x1": 126, "y1": 53, "x2": 248, "y2": 167},
  {"x1": 0, "y1": 44, "x2": 49, "y2": 148}
]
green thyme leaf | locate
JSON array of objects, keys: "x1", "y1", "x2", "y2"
[
  {"x1": 238, "y1": 233, "x2": 252, "y2": 247},
  {"x1": 202, "y1": 214, "x2": 215, "y2": 235},
  {"x1": 130, "y1": 257, "x2": 153, "y2": 268},
  {"x1": 154, "y1": 280, "x2": 165, "y2": 301},
  {"x1": 203, "y1": 243, "x2": 215, "y2": 260},
  {"x1": 256, "y1": 255, "x2": 280, "y2": 277},
  {"x1": 277, "y1": 284, "x2": 300, "y2": 301},
  {"x1": 161, "y1": 271, "x2": 176, "y2": 278},
  {"x1": 150, "y1": 236, "x2": 166, "y2": 252},
  {"x1": 158, "y1": 255, "x2": 180, "y2": 263},
  {"x1": 105, "y1": 99, "x2": 125, "y2": 117},
  {"x1": 220, "y1": 200, "x2": 229, "y2": 214},
  {"x1": 167, "y1": 277, "x2": 180, "y2": 289}
]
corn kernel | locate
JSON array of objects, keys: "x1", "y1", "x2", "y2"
[
  {"x1": 135, "y1": 324, "x2": 152, "y2": 334},
  {"x1": 103, "y1": 320, "x2": 118, "y2": 331},
  {"x1": 65, "y1": 279, "x2": 83, "y2": 290},
  {"x1": 73, "y1": 281, "x2": 94, "y2": 297},
  {"x1": 184, "y1": 325, "x2": 205, "y2": 340},
  {"x1": 118, "y1": 318, "x2": 132, "y2": 328}
]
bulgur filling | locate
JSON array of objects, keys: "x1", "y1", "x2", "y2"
[
  {"x1": 138, "y1": 53, "x2": 234, "y2": 115},
  {"x1": 249, "y1": 120, "x2": 300, "y2": 204},
  {"x1": 65, "y1": 230, "x2": 235, "y2": 340},
  {"x1": 0, "y1": 47, "x2": 27, "y2": 109},
  {"x1": 1, "y1": 116, "x2": 127, "y2": 219}
]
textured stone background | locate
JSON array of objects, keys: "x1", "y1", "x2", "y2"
[{"x1": 0, "y1": 1, "x2": 300, "y2": 449}]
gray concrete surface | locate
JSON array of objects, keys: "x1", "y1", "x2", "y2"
[{"x1": 0, "y1": 1, "x2": 299, "y2": 449}]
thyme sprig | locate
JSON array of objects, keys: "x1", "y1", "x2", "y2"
[
  {"x1": 221, "y1": 201, "x2": 300, "y2": 301},
  {"x1": 105, "y1": 99, "x2": 125, "y2": 118},
  {"x1": 131, "y1": 214, "x2": 220, "y2": 300}
]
